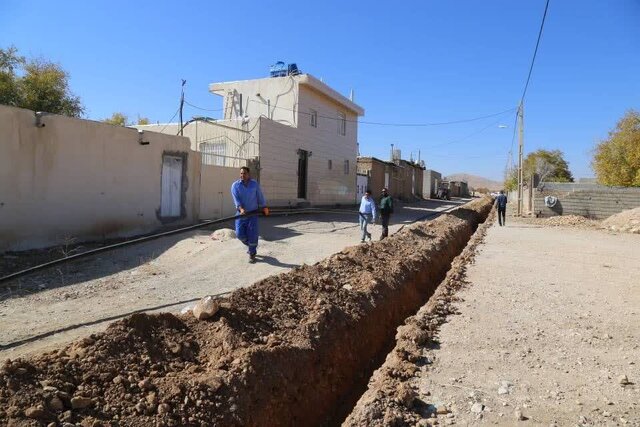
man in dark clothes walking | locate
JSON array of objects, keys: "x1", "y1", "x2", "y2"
[
  {"x1": 495, "y1": 190, "x2": 508, "y2": 226},
  {"x1": 379, "y1": 187, "x2": 393, "y2": 240}
]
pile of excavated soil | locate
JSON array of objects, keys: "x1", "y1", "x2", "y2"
[
  {"x1": 600, "y1": 207, "x2": 640, "y2": 234},
  {"x1": 344, "y1": 209, "x2": 495, "y2": 426},
  {"x1": 0, "y1": 198, "x2": 492, "y2": 427},
  {"x1": 519, "y1": 215, "x2": 599, "y2": 228}
]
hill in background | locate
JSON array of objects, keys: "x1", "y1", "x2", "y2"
[{"x1": 445, "y1": 173, "x2": 502, "y2": 191}]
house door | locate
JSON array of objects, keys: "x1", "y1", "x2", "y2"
[
  {"x1": 412, "y1": 170, "x2": 416, "y2": 195},
  {"x1": 161, "y1": 155, "x2": 183, "y2": 217},
  {"x1": 297, "y1": 149, "x2": 308, "y2": 199}
]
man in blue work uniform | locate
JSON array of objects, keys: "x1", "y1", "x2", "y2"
[
  {"x1": 231, "y1": 166, "x2": 268, "y2": 263},
  {"x1": 495, "y1": 190, "x2": 508, "y2": 226},
  {"x1": 359, "y1": 189, "x2": 377, "y2": 243}
]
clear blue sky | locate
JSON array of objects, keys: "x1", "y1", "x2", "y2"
[{"x1": 2, "y1": 0, "x2": 639, "y2": 181}]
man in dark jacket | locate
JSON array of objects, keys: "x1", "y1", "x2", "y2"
[
  {"x1": 495, "y1": 190, "x2": 508, "y2": 226},
  {"x1": 379, "y1": 188, "x2": 393, "y2": 240}
]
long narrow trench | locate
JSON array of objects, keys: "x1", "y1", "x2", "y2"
[{"x1": 0, "y1": 198, "x2": 492, "y2": 427}]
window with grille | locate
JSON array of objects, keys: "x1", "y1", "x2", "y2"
[{"x1": 337, "y1": 111, "x2": 346, "y2": 136}]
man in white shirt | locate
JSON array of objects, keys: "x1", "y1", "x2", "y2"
[{"x1": 358, "y1": 190, "x2": 377, "y2": 243}]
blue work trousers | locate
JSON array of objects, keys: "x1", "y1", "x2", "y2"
[
  {"x1": 235, "y1": 215, "x2": 259, "y2": 255},
  {"x1": 359, "y1": 213, "x2": 373, "y2": 241}
]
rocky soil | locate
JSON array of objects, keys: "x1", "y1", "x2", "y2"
[
  {"x1": 601, "y1": 207, "x2": 640, "y2": 234},
  {"x1": 346, "y1": 214, "x2": 640, "y2": 426},
  {"x1": 0, "y1": 198, "x2": 492, "y2": 426}
]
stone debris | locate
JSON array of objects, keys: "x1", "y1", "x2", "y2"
[
  {"x1": 601, "y1": 207, "x2": 640, "y2": 234},
  {"x1": 618, "y1": 374, "x2": 630, "y2": 385},
  {"x1": 211, "y1": 228, "x2": 236, "y2": 241},
  {"x1": 192, "y1": 295, "x2": 220, "y2": 320},
  {"x1": 471, "y1": 403, "x2": 484, "y2": 413}
]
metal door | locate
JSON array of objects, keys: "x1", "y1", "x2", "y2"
[{"x1": 161, "y1": 156, "x2": 183, "y2": 217}]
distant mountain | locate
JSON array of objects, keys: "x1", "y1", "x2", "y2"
[{"x1": 444, "y1": 173, "x2": 502, "y2": 191}]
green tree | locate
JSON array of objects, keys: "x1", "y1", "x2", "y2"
[
  {"x1": 523, "y1": 149, "x2": 573, "y2": 183},
  {"x1": 0, "y1": 46, "x2": 84, "y2": 117},
  {"x1": 0, "y1": 46, "x2": 24, "y2": 106},
  {"x1": 592, "y1": 110, "x2": 640, "y2": 187},
  {"x1": 136, "y1": 115, "x2": 150, "y2": 125},
  {"x1": 504, "y1": 149, "x2": 573, "y2": 190},
  {"x1": 103, "y1": 112, "x2": 129, "y2": 126}
]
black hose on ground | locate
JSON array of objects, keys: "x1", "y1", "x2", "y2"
[{"x1": 0, "y1": 208, "x2": 367, "y2": 284}]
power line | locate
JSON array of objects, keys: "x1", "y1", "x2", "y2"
[
  {"x1": 158, "y1": 107, "x2": 180, "y2": 133},
  {"x1": 184, "y1": 100, "x2": 223, "y2": 112},
  {"x1": 248, "y1": 99, "x2": 516, "y2": 127},
  {"x1": 520, "y1": 0, "x2": 550, "y2": 105}
]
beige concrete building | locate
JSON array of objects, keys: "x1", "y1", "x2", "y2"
[{"x1": 140, "y1": 73, "x2": 365, "y2": 207}]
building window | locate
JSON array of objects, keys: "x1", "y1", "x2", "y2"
[
  {"x1": 310, "y1": 109, "x2": 318, "y2": 127},
  {"x1": 344, "y1": 159, "x2": 350, "y2": 175},
  {"x1": 328, "y1": 159, "x2": 332, "y2": 170},
  {"x1": 338, "y1": 111, "x2": 346, "y2": 136}
]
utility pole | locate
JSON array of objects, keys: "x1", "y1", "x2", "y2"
[
  {"x1": 179, "y1": 79, "x2": 186, "y2": 136},
  {"x1": 517, "y1": 102, "x2": 524, "y2": 216}
]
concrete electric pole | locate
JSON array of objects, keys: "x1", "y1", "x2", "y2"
[{"x1": 517, "y1": 103, "x2": 524, "y2": 216}]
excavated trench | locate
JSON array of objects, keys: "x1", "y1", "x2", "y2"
[{"x1": 0, "y1": 197, "x2": 492, "y2": 427}]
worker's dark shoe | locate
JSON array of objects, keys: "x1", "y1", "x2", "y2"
[
  {"x1": 367, "y1": 233, "x2": 372, "y2": 242},
  {"x1": 249, "y1": 254, "x2": 256, "y2": 263},
  {"x1": 360, "y1": 239, "x2": 365, "y2": 243}
]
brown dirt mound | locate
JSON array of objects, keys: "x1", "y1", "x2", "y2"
[
  {"x1": 0, "y1": 198, "x2": 492, "y2": 427},
  {"x1": 344, "y1": 209, "x2": 496, "y2": 426},
  {"x1": 600, "y1": 207, "x2": 640, "y2": 234},
  {"x1": 520, "y1": 215, "x2": 599, "y2": 228}
]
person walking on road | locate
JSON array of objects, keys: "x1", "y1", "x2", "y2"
[
  {"x1": 359, "y1": 189, "x2": 377, "y2": 243},
  {"x1": 495, "y1": 190, "x2": 508, "y2": 226},
  {"x1": 231, "y1": 166, "x2": 269, "y2": 263},
  {"x1": 379, "y1": 187, "x2": 393, "y2": 240}
]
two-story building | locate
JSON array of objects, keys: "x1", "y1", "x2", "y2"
[{"x1": 142, "y1": 70, "x2": 364, "y2": 208}]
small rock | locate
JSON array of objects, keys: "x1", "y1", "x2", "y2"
[
  {"x1": 602, "y1": 411, "x2": 611, "y2": 417},
  {"x1": 515, "y1": 410, "x2": 526, "y2": 421},
  {"x1": 25, "y1": 406, "x2": 48, "y2": 419},
  {"x1": 342, "y1": 284, "x2": 353, "y2": 291},
  {"x1": 192, "y1": 296, "x2": 220, "y2": 320},
  {"x1": 436, "y1": 405, "x2": 449, "y2": 414},
  {"x1": 498, "y1": 386, "x2": 509, "y2": 395},
  {"x1": 112, "y1": 375, "x2": 124, "y2": 385},
  {"x1": 618, "y1": 374, "x2": 630, "y2": 385},
  {"x1": 157, "y1": 403, "x2": 171, "y2": 414},
  {"x1": 48, "y1": 396, "x2": 64, "y2": 411},
  {"x1": 70, "y1": 396, "x2": 92, "y2": 409},
  {"x1": 211, "y1": 228, "x2": 236, "y2": 241},
  {"x1": 138, "y1": 378, "x2": 153, "y2": 391},
  {"x1": 470, "y1": 403, "x2": 484, "y2": 413}
]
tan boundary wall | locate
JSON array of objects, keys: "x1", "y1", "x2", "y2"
[
  {"x1": 199, "y1": 165, "x2": 239, "y2": 219},
  {"x1": 0, "y1": 105, "x2": 201, "y2": 252},
  {"x1": 534, "y1": 184, "x2": 640, "y2": 219}
]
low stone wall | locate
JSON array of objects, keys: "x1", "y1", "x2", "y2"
[{"x1": 534, "y1": 185, "x2": 640, "y2": 219}]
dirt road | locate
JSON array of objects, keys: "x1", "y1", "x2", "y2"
[
  {"x1": 416, "y1": 219, "x2": 640, "y2": 426},
  {"x1": 0, "y1": 199, "x2": 463, "y2": 360}
]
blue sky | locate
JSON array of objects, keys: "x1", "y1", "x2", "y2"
[{"x1": 2, "y1": 0, "x2": 639, "y2": 181}]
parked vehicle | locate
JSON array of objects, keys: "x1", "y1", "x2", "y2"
[{"x1": 436, "y1": 187, "x2": 451, "y2": 200}]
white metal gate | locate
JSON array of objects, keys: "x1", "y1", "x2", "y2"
[
  {"x1": 356, "y1": 174, "x2": 369, "y2": 202},
  {"x1": 161, "y1": 155, "x2": 183, "y2": 217}
]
